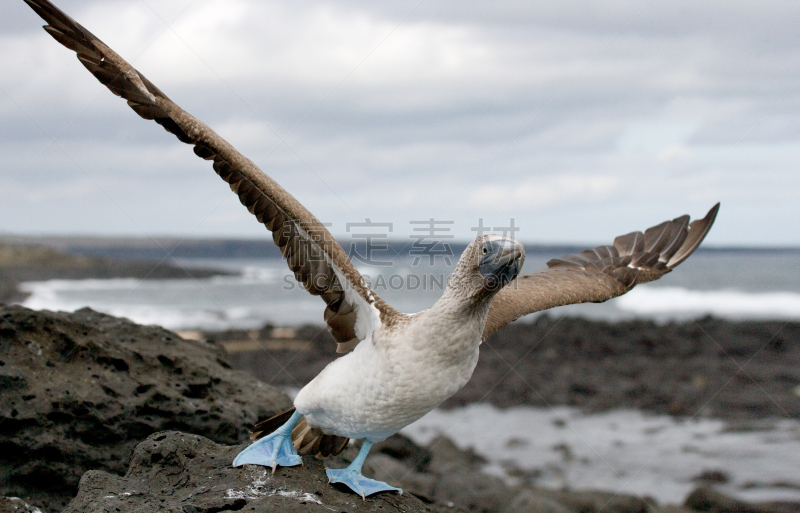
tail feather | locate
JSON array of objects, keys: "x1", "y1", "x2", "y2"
[
  {"x1": 249, "y1": 407, "x2": 349, "y2": 458},
  {"x1": 291, "y1": 416, "x2": 313, "y2": 450}
]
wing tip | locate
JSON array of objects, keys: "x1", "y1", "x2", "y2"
[{"x1": 666, "y1": 202, "x2": 720, "y2": 268}]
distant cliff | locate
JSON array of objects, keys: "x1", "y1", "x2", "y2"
[{"x1": 0, "y1": 242, "x2": 231, "y2": 304}]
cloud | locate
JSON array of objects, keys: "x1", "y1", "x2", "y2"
[
  {"x1": 467, "y1": 174, "x2": 622, "y2": 211},
  {"x1": 1, "y1": 0, "x2": 799, "y2": 244}
]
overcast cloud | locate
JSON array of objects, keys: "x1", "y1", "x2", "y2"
[{"x1": 2, "y1": 0, "x2": 799, "y2": 245}]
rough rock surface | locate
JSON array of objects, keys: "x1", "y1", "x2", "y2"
[
  {"x1": 61, "y1": 430, "x2": 793, "y2": 513},
  {"x1": 464, "y1": 316, "x2": 800, "y2": 419},
  {"x1": 684, "y1": 487, "x2": 800, "y2": 513},
  {"x1": 0, "y1": 305, "x2": 291, "y2": 512},
  {"x1": 368, "y1": 434, "x2": 511, "y2": 512},
  {"x1": 0, "y1": 497, "x2": 43, "y2": 513},
  {"x1": 63, "y1": 431, "x2": 451, "y2": 513}
]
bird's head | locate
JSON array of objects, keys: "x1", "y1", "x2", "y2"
[{"x1": 448, "y1": 234, "x2": 525, "y2": 299}]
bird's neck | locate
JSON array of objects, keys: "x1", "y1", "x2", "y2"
[
  {"x1": 432, "y1": 282, "x2": 493, "y2": 329},
  {"x1": 405, "y1": 285, "x2": 492, "y2": 366}
]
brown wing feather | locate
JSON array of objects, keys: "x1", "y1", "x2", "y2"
[
  {"x1": 24, "y1": 0, "x2": 402, "y2": 350},
  {"x1": 483, "y1": 203, "x2": 719, "y2": 339}
]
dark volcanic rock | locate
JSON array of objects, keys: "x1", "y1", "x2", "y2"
[
  {"x1": 0, "y1": 497, "x2": 43, "y2": 513},
  {"x1": 362, "y1": 435, "x2": 510, "y2": 512},
  {"x1": 219, "y1": 324, "x2": 339, "y2": 389},
  {"x1": 684, "y1": 487, "x2": 800, "y2": 513},
  {"x1": 373, "y1": 432, "x2": 433, "y2": 472},
  {"x1": 26, "y1": 423, "x2": 793, "y2": 513},
  {"x1": 63, "y1": 431, "x2": 446, "y2": 513},
  {"x1": 0, "y1": 242, "x2": 228, "y2": 282},
  {"x1": 457, "y1": 315, "x2": 800, "y2": 419},
  {"x1": 0, "y1": 305, "x2": 291, "y2": 512},
  {"x1": 423, "y1": 436, "x2": 511, "y2": 513},
  {"x1": 0, "y1": 273, "x2": 27, "y2": 304},
  {"x1": 64, "y1": 429, "x2": 731, "y2": 513},
  {"x1": 220, "y1": 316, "x2": 800, "y2": 420},
  {"x1": 531, "y1": 488, "x2": 651, "y2": 513}
]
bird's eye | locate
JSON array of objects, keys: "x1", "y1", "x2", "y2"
[{"x1": 482, "y1": 246, "x2": 488, "y2": 255}]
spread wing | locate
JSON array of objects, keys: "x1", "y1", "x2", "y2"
[
  {"x1": 483, "y1": 203, "x2": 720, "y2": 339},
  {"x1": 25, "y1": 0, "x2": 400, "y2": 352}
]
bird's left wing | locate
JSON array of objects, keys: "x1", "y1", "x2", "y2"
[
  {"x1": 25, "y1": 0, "x2": 400, "y2": 352},
  {"x1": 483, "y1": 203, "x2": 720, "y2": 339}
]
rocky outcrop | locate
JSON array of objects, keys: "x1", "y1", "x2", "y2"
[
  {"x1": 0, "y1": 305, "x2": 291, "y2": 512},
  {"x1": 0, "y1": 273, "x2": 26, "y2": 304},
  {"x1": 61, "y1": 429, "x2": 800, "y2": 513},
  {"x1": 684, "y1": 487, "x2": 800, "y2": 513},
  {"x1": 63, "y1": 431, "x2": 449, "y2": 513},
  {"x1": 366, "y1": 434, "x2": 510, "y2": 512},
  {"x1": 0, "y1": 497, "x2": 43, "y2": 513},
  {"x1": 0, "y1": 242, "x2": 234, "y2": 306},
  {"x1": 0, "y1": 242, "x2": 228, "y2": 283}
]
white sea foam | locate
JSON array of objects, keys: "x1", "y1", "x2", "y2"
[
  {"x1": 403, "y1": 404, "x2": 800, "y2": 505},
  {"x1": 20, "y1": 277, "x2": 800, "y2": 330},
  {"x1": 19, "y1": 277, "x2": 322, "y2": 330},
  {"x1": 20, "y1": 278, "x2": 143, "y2": 313},
  {"x1": 211, "y1": 265, "x2": 281, "y2": 284},
  {"x1": 617, "y1": 286, "x2": 800, "y2": 319}
]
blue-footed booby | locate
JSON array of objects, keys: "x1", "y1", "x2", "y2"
[{"x1": 25, "y1": 0, "x2": 720, "y2": 499}]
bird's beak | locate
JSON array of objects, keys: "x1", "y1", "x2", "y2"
[{"x1": 479, "y1": 239, "x2": 525, "y2": 290}]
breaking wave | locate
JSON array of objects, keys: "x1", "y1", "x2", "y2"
[
  {"x1": 617, "y1": 286, "x2": 800, "y2": 319},
  {"x1": 18, "y1": 276, "x2": 800, "y2": 331}
]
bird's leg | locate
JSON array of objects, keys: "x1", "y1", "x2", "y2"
[
  {"x1": 326, "y1": 440, "x2": 403, "y2": 500},
  {"x1": 232, "y1": 410, "x2": 302, "y2": 473}
]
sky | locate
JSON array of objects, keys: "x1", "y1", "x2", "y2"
[{"x1": 2, "y1": 0, "x2": 799, "y2": 246}]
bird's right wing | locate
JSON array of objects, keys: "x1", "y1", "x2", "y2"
[
  {"x1": 25, "y1": 0, "x2": 402, "y2": 352},
  {"x1": 483, "y1": 203, "x2": 720, "y2": 339}
]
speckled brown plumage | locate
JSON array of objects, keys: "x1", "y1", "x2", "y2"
[{"x1": 483, "y1": 203, "x2": 719, "y2": 339}]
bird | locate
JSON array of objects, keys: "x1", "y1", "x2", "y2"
[{"x1": 24, "y1": 0, "x2": 719, "y2": 499}]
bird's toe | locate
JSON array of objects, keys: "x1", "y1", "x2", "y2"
[
  {"x1": 326, "y1": 468, "x2": 402, "y2": 499},
  {"x1": 232, "y1": 431, "x2": 301, "y2": 469}
]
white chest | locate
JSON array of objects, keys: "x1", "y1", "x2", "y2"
[{"x1": 294, "y1": 309, "x2": 484, "y2": 441}]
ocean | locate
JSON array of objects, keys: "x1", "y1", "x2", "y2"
[{"x1": 18, "y1": 248, "x2": 800, "y2": 331}]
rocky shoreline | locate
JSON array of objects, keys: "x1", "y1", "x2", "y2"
[
  {"x1": 0, "y1": 304, "x2": 290, "y2": 511},
  {"x1": 217, "y1": 315, "x2": 800, "y2": 421},
  {"x1": 0, "y1": 242, "x2": 230, "y2": 304},
  {"x1": 1, "y1": 304, "x2": 798, "y2": 512}
]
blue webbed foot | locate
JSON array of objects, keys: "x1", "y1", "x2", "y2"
[
  {"x1": 233, "y1": 432, "x2": 301, "y2": 472},
  {"x1": 232, "y1": 411, "x2": 302, "y2": 473},
  {"x1": 325, "y1": 439, "x2": 402, "y2": 499},
  {"x1": 326, "y1": 468, "x2": 402, "y2": 499}
]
